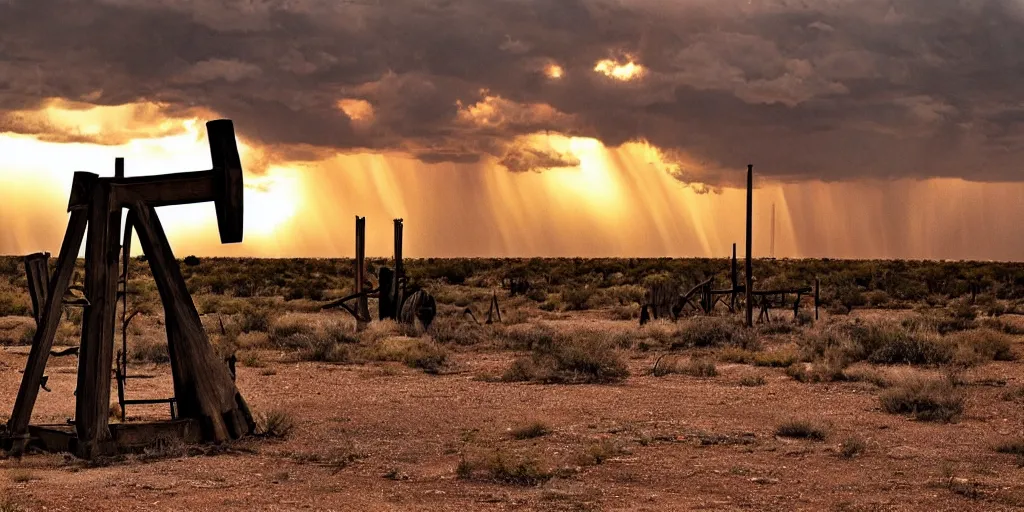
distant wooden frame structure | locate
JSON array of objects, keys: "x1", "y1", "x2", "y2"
[
  {"x1": 640, "y1": 164, "x2": 819, "y2": 325},
  {"x1": 322, "y1": 218, "x2": 408, "y2": 323}
]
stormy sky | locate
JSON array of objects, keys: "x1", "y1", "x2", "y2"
[{"x1": 3, "y1": 0, "x2": 1023, "y2": 187}]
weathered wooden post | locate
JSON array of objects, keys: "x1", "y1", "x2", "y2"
[
  {"x1": 814, "y1": 278, "x2": 820, "y2": 320},
  {"x1": 730, "y1": 243, "x2": 737, "y2": 312},
  {"x1": 378, "y1": 267, "x2": 395, "y2": 320},
  {"x1": 391, "y1": 218, "x2": 405, "y2": 319},
  {"x1": 23, "y1": 253, "x2": 50, "y2": 326},
  {"x1": 745, "y1": 164, "x2": 754, "y2": 328},
  {"x1": 355, "y1": 216, "x2": 369, "y2": 326}
]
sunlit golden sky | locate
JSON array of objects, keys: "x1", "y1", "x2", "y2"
[{"x1": 2, "y1": 1, "x2": 1023, "y2": 261}]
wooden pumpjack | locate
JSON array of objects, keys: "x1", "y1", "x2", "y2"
[{"x1": 3, "y1": 119, "x2": 254, "y2": 459}]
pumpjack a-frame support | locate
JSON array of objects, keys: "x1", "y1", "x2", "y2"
[{"x1": 1, "y1": 119, "x2": 255, "y2": 459}]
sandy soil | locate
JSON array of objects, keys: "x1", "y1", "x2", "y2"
[{"x1": 2, "y1": 315, "x2": 1024, "y2": 511}]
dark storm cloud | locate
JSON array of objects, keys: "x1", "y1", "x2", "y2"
[{"x1": 1, "y1": 0, "x2": 1023, "y2": 184}]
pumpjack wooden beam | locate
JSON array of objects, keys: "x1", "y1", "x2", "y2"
[{"x1": 3, "y1": 119, "x2": 253, "y2": 459}]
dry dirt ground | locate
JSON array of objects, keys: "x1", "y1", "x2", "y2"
[{"x1": 1, "y1": 311, "x2": 1024, "y2": 511}]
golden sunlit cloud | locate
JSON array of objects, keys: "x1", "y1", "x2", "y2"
[
  {"x1": 1, "y1": 99, "x2": 209, "y2": 145},
  {"x1": 456, "y1": 94, "x2": 571, "y2": 129},
  {"x1": 336, "y1": 98, "x2": 375, "y2": 123},
  {"x1": 594, "y1": 57, "x2": 645, "y2": 81},
  {"x1": 544, "y1": 64, "x2": 564, "y2": 79}
]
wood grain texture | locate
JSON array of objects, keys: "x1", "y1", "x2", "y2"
[
  {"x1": 6, "y1": 210, "x2": 89, "y2": 454},
  {"x1": 75, "y1": 181, "x2": 121, "y2": 457},
  {"x1": 131, "y1": 203, "x2": 253, "y2": 443}
]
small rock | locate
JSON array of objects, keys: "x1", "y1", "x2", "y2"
[{"x1": 750, "y1": 477, "x2": 780, "y2": 485}]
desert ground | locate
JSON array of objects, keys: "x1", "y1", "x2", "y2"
[{"x1": 1, "y1": 257, "x2": 1024, "y2": 511}]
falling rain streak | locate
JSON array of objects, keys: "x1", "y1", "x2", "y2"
[{"x1": 2, "y1": 114, "x2": 1024, "y2": 261}]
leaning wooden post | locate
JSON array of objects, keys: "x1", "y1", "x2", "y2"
[
  {"x1": 6, "y1": 175, "x2": 92, "y2": 454},
  {"x1": 23, "y1": 253, "x2": 51, "y2": 326},
  {"x1": 745, "y1": 164, "x2": 754, "y2": 328},
  {"x1": 355, "y1": 216, "x2": 369, "y2": 326}
]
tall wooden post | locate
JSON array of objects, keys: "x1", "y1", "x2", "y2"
[
  {"x1": 394, "y1": 219, "x2": 404, "y2": 282},
  {"x1": 814, "y1": 278, "x2": 820, "y2": 321},
  {"x1": 392, "y1": 218, "x2": 404, "y2": 318},
  {"x1": 745, "y1": 165, "x2": 754, "y2": 328},
  {"x1": 355, "y1": 217, "x2": 369, "y2": 325},
  {"x1": 76, "y1": 180, "x2": 121, "y2": 457},
  {"x1": 730, "y1": 243, "x2": 738, "y2": 312},
  {"x1": 378, "y1": 267, "x2": 395, "y2": 320}
]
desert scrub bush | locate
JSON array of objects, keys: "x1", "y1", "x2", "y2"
[
  {"x1": 994, "y1": 439, "x2": 1024, "y2": 456},
  {"x1": 775, "y1": 419, "x2": 828, "y2": 441},
  {"x1": 494, "y1": 323, "x2": 556, "y2": 350},
  {"x1": 503, "y1": 330, "x2": 629, "y2": 384},
  {"x1": 0, "y1": 289, "x2": 31, "y2": 317},
  {"x1": 510, "y1": 421, "x2": 550, "y2": 440},
  {"x1": 672, "y1": 317, "x2": 752, "y2": 349},
  {"x1": 456, "y1": 450, "x2": 553, "y2": 486},
  {"x1": 366, "y1": 339, "x2": 450, "y2": 374},
  {"x1": 268, "y1": 314, "x2": 317, "y2": 348},
  {"x1": 839, "y1": 436, "x2": 866, "y2": 458},
  {"x1": 653, "y1": 356, "x2": 717, "y2": 378},
  {"x1": 578, "y1": 438, "x2": 628, "y2": 466},
  {"x1": 239, "y1": 305, "x2": 273, "y2": 333},
  {"x1": 561, "y1": 287, "x2": 595, "y2": 311},
  {"x1": 256, "y1": 409, "x2": 296, "y2": 439},
  {"x1": 879, "y1": 375, "x2": 965, "y2": 422},
  {"x1": 739, "y1": 374, "x2": 767, "y2": 387},
  {"x1": 429, "y1": 314, "x2": 485, "y2": 345},
  {"x1": 128, "y1": 337, "x2": 170, "y2": 364},
  {"x1": 946, "y1": 328, "x2": 1015, "y2": 365}
]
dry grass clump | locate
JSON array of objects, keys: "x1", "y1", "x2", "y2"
[
  {"x1": 456, "y1": 450, "x2": 554, "y2": 486},
  {"x1": 946, "y1": 328, "x2": 1015, "y2": 365},
  {"x1": 502, "y1": 329, "x2": 629, "y2": 384},
  {"x1": 238, "y1": 305, "x2": 273, "y2": 333},
  {"x1": 739, "y1": 374, "x2": 767, "y2": 387},
  {"x1": 365, "y1": 338, "x2": 450, "y2": 374},
  {"x1": 653, "y1": 356, "x2": 718, "y2": 378},
  {"x1": 794, "y1": 319, "x2": 1013, "y2": 383},
  {"x1": 255, "y1": 409, "x2": 296, "y2": 439},
  {"x1": 510, "y1": 421, "x2": 550, "y2": 440},
  {"x1": 672, "y1": 317, "x2": 758, "y2": 350},
  {"x1": 494, "y1": 322, "x2": 556, "y2": 350},
  {"x1": 0, "y1": 317, "x2": 36, "y2": 346},
  {"x1": 128, "y1": 336, "x2": 170, "y2": 364},
  {"x1": 578, "y1": 438, "x2": 628, "y2": 466},
  {"x1": 8, "y1": 469, "x2": 37, "y2": 483},
  {"x1": 839, "y1": 436, "x2": 867, "y2": 458},
  {"x1": 775, "y1": 419, "x2": 828, "y2": 441},
  {"x1": 994, "y1": 439, "x2": 1024, "y2": 456},
  {"x1": 719, "y1": 348, "x2": 798, "y2": 368},
  {"x1": 430, "y1": 314, "x2": 486, "y2": 345},
  {"x1": 879, "y1": 375, "x2": 965, "y2": 422}
]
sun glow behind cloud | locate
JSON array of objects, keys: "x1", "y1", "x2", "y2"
[{"x1": 594, "y1": 57, "x2": 645, "y2": 81}]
